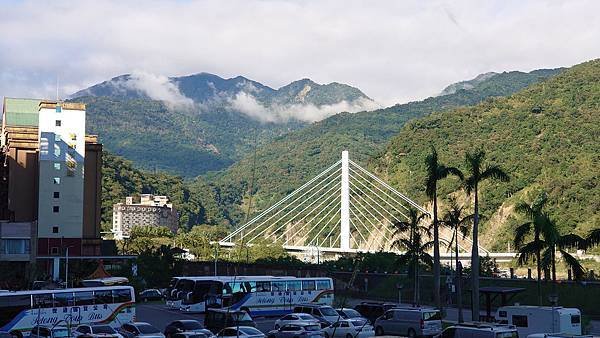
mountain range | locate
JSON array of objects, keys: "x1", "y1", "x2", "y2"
[{"x1": 71, "y1": 73, "x2": 375, "y2": 175}]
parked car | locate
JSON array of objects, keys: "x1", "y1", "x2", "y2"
[
  {"x1": 440, "y1": 323, "x2": 518, "y2": 338},
  {"x1": 205, "y1": 309, "x2": 255, "y2": 333},
  {"x1": 164, "y1": 321, "x2": 214, "y2": 338},
  {"x1": 335, "y1": 309, "x2": 367, "y2": 321},
  {"x1": 274, "y1": 313, "x2": 319, "y2": 329},
  {"x1": 0, "y1": 332, "x2": 17, "y2": 338},
  {"x1": 216, "y1": 327, "x2": 264, "y2": 338},
  {"x1": 353, "y1": 302, "x2": 398, "y2": 324},
  {"x1": 267, "y1": 323, "x2": 324, "y2": 338},
  {"x1": 527, "y1": 334, "x2": 594, "y2": 338},
  {"x1": 374, "y1": 307, "x2": 442, "y2": 337},
  {"x1": 322, "y1": 319, "x2": 374, "y2": 338},
  {"x1": 171, "y1": 333, "x2": 215, "y2": 338},
  {"x1": 119, "y1": 323, "x2": 165, "y2": 338},
  {"x1": 30, "y1": 326, "x2": 70, "y2": 338},
  {"x1": 138, "y1": 289, "x2": 164, "y2": 302},
  {"x1": 293, "y1": 304, "x2": 340, "y2": 324},
  {"x1": 73, "y1": 325, "x2": 125, "y2": 338}
]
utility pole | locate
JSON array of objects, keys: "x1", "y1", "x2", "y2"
[{"x1": 65, "y1": 247, "x2": 69, "y2": 288}]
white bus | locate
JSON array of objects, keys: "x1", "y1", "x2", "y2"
[
  {"x1": 178, "y1": 276, "x2": 334, "y2": 316},
  {"x1": 0, "y1": 286, "x2": 135, "y2": 337}
]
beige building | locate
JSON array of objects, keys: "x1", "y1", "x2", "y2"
[
  {"x1": 0, "y1": 97, "x2": 103, "y2": 262},
  {"x1": 112, "y1": 194, "x2": 179, "y2": 239}
]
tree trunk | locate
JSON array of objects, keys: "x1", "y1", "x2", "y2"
[
  {"x1": 471, "y1": 186, "x2": 480, "y2": 322},
  {"x1": 536, "y1": 232, "x2": 542, "y2": 306},
  {"x1": 415, "y1": 254, "x2": 420, "y2": 306},
  {"x1": 552, "y1": 245, "x2": 557, "y2": 298},
  {"x1": 433, "y1": 191, "x2": 441, "y2": 309},
  {"x1": 456, "y1": 229, "x2": 464, "y2": 323}
]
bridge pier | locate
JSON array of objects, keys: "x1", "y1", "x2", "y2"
[{"x1": 340, "y1": 150, "x2": 350, "y2": 250}]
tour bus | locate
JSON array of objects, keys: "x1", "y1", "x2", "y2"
[
  {"x1": 179, "y1": 276, "x2": 334, "y2": 316},
  {"x1": 0, "y1": 286, "x2": 135, "y2": 337},
  {"x1": 495, "y1": 305, "x2": 582, "y2": 337},
  {"x1": 165, "y1": 277, "x2": 215, "y2": 309}
]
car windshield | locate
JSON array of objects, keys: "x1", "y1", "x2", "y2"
[
  {"x1": 422, "y1": 311, "x2": 441, "y2": 321},
  {"x1": 304, "y1": 325, "x2": 320, "y2": 332},
  {"x1": 349, "y1": 319, "x2": 368, "y2": 327},
  {"x1": 496, "y1": 332, "x2": 518, "y2": 338},
  {"x1": 182, "y1": 322, "x2": 203, "y2": 330},
  {"x1": 239, "y1": 328, "x2": 262, "y2": 335},
  {"x1": 320, "y1": 307, "x2": 337, "y2": 316},
  {"x1": 298, "y1": 314, "x2": 314, "y2": 320},
  {"x1": 93, "y1": 326, "x2": 116, "y2": 334},
  {"x1": 53, "y1": 329, "x2": 70, "y2": 338},
  {"x1": 138, "y1": 325, "x2": 160, "y2": 334},
  {"x1": 344, "y1": 309, "x2": 362, "y2": 318}
]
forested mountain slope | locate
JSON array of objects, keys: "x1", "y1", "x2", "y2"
[{"x1": 372, "y1": 59, "x2": 599, "y2": 250}]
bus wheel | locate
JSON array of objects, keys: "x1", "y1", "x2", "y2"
[
  {"x1": 10, "y1": 331, "x2": 23, "y2": 338},
  {"x1": 407, "y1": 328, "x2": 416, "y2": 338}
]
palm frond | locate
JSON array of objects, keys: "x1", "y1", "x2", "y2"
[
  {"x1": 516, "y1": 240, "x2": 541, "y2": 266},
  {"x1": 559, "y1": 249, "x2": 586, "y2": 281},
  {"x1": 558, "y1": 234, "x2": 586, "y2": 250},
  {"x1": 513, "y1": 222, "x2": 532, "y2": 248},
  {"x1": 481, "y1": 164, "x2": 510, "y2": 182},
  {"x1": 585, "y1": 229, "x2": 600, "y2": 249}
]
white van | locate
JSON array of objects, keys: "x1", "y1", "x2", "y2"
[
  {"x1": 495, "y1": 306, "x2": 582, "y2": 337},
  {"x1": 527, "y1": 334, "x2": 593, "y2": 338},
  {"x1": 441, "y1": 322, "x2": 518, "y2": 338},
  {"x1": 374, "y1": 307, "x2": 442, "y2": 337}
]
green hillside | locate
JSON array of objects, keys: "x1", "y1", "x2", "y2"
[
  {"x1": 372, "y1": 59, "x2": 600, "y2": 250},
  {"x1": 214, "y1": 69, "x2": 563, "y2": 224}
]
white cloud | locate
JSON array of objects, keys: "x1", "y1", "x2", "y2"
[
  {"x1": 0, "y1": 0, "x2": 599, "y2": 106},
  {"x1": 125, "y1": 71, "x2": 195, "y2": 110},
  {"x1": 228, "y1": 91, "x2": 380, "y2": 123}
]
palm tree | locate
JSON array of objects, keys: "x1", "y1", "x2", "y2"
[
  {"x1": 515, "y1": 192, "x2": 585, "y2": 304},
  {"x1": 425, "y1": 146, "x2": 463, "y2": 309},
  {"x1": 393, "y1": 209, "x2": 433, "y2": 306},
  {"x1": 441, "y1": 198, "x2": 473, "y2": 323},
  {"x1": 584, "y1": 228, "x2": 600, "y2": 249},
  {"x1": 463, "y1": 149, "x2": 508, "y2": 320}
]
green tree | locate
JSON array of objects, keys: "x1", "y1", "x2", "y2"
[
  {"x1": 514, "y1": 192, "x2": 585, "y2": 305},
  {"x1": 392, "y1": 209, "x2": 433, "y2": 306},
  {"x1": 441, "y1": 198, "x2": 473, "y2": 322},
  {"x1": 463, "y1": 149, "x2": 509, "y2": 318},
  {"x1": 425, "y1": 146, "x2": 463, "y2": 309}
]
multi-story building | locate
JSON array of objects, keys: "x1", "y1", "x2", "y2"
[
  {"x1": 112, "y1": 194, "x2": 179, "y2": 239},
  {"x1": 0, "y1": 97, "x2": 103, "y2": 263}
]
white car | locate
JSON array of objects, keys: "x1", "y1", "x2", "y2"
[
  {"x1": 322, "y1": 319, "x2": 374, "y2": 338},
  {"x1": 275, "y1": 313, "x2": 320, "y2": 329},
  {"x1": 216, "y1": 327, "x2": 265, "y2": 338},
  {"x1": 73, "y1": 325, "x2": 125, "y2": 338}
]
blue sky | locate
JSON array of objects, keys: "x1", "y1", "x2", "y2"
[{"x1": 1, "y1": 0, "x2": 599, "y2": 106}]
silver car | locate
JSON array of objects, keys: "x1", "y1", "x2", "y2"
[
  {"x1": 119, "y1": 323, "x2": 165, "y2": 338},
  {"x1": 267, "y1": 323, "x2": 323, "y2": 338},
  {"x1": 374, "y1": 308, "x2": 442, "y2": 337},
  {"x1": 274, "y1": 314, "x2": 319, "y2": 329},
  {"x1": 30, "y1": 326, "x2": 70, "y2": 338}
]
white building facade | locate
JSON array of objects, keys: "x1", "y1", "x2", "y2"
[
  {"x1": 112, "y1": 194, "x2": 179, "y2": 240},
  {"x1": 37, "y1": 101, "x2": 86, "y2": 247}
]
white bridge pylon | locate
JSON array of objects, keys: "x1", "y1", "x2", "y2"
[{"x1": 219, "y1": 151, "x2": 484, "y2": 255}]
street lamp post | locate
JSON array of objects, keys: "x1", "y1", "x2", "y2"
[{"x1": 65, "y1": 247, "x2": 69, "y2": 288}]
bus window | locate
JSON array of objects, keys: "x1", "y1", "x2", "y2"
[
  {"x1": 224, "y1": 282, "x2": 242, "y2": 294},
  {"x1": 241, "y1": 281, "x2": 255, "y2": 293},
  {"x1": 0, "y1": 295, "x2": 31, "y2": 327},
  {"x1": 302, "y1": 280, "x2": 316, "y2": 291},
  {"x1": 54, "y1": 292, "x2": 75, "y2": 307},
  {"x1": 316, "y1": 280, "x2": 331, "y2": 290},
  {"x1": 113, "y1": 289, "x2": 132, "y2": 303},
  {"x1": 256, "y1": 281, "x2": 271, "y2": 292},
  {"x1": 287, "y1": 281, "x2": 301, "y2": 291},
  {"x1": 272, "y1": 281, "x2": 286, "y2": 292},
  {"x1": 75, "y1": 291, "x2": 94, "y2": 306},
  {"x1": 32, "y1": 294, "x2": 53, "y2": 308},
  {"x1": 94, "y1": 290, "x2": 113, "y2": 304}
]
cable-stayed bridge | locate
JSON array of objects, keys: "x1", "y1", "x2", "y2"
[{"x1": 220, "y1": 151, "x2": 513, "y2": 263}]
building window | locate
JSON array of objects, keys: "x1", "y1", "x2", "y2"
[
  {"x1": 54, "y1": 163, "x2": 61, "y2": 170},
  {"x1": 52, "y1": 226, "x2": 59, "y2": 234},
  {"x1": 53, "y1": 191, "x2": 60, "y2": 198},
  {"x1": 56, "y1": 105, "x2": 62, "y2": 113},
  {"x1": 55, "y1": 120, "x2": 61, "y2": 127},
  {"x1": 53, "y1": 177, "x2": 61, "y2": 185},
  {"x1": 53, "y1": 206, "x2": 60, "y2": 213},
  {"x1": 1, "y1": 239, "x2": 31, "y2": 254},
  {"x1": 70, "y1": 133, "x2": 77, "y2": 141},
  {"x1": 55, "y1": 134, "x2": 62, "y2": 142},
  {"x1": 54, "y1": 144, "x2": 61, "y2": 157},
  {"x1": 51, "y1": 247, "x2": 59, "y2": 255}
]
